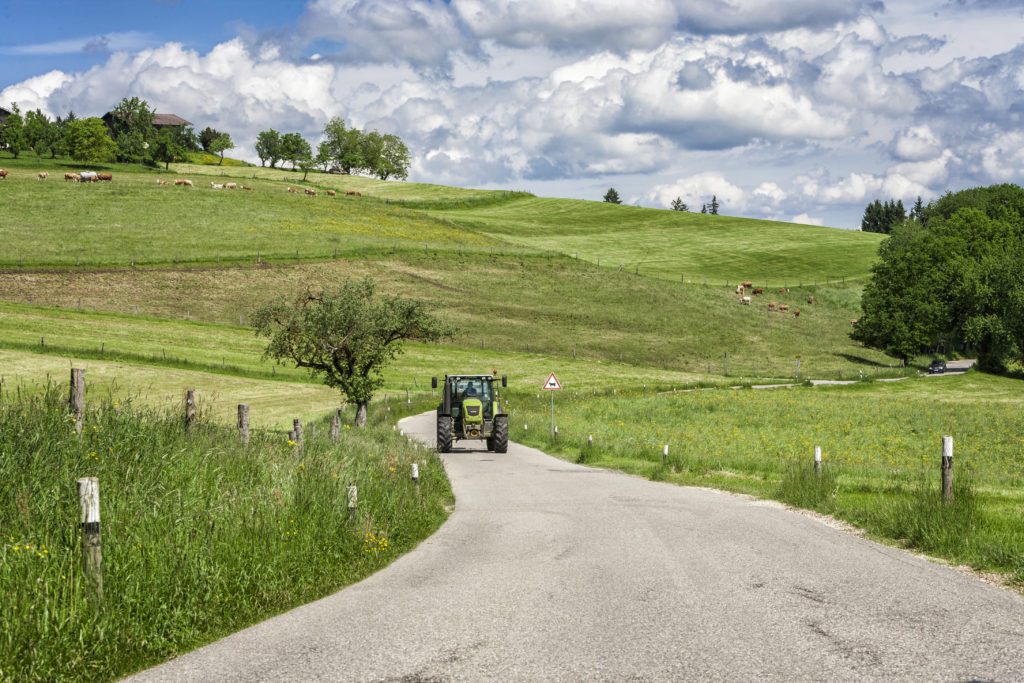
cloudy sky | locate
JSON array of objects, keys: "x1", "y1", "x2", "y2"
[{"x1": 2, "y1": 0, "x2": 1023, "y2": 228}]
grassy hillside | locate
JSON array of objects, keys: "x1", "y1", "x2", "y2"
[
  {"x1": 0, "y1": 254, "x2": 897, "y2": 378},
  {"x1": 429, "y1": 196, "x2": 885, "y2": 285}
]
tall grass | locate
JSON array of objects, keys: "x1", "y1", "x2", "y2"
[{"x1": 0, "y1": 387, "x2": 451, "y2": 682}]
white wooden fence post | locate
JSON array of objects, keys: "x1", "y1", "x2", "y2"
[{"x1": 77, "y1": 477, "x2": 103, "y2": 600}]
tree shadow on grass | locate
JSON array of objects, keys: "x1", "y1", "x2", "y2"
[{"x1": 832, "y1": 352, "x2": 892, "y2": 368}]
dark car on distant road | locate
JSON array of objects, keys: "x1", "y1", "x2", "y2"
[{"x1": 928, "y1": 359, "x2": 947, "y2": 374}]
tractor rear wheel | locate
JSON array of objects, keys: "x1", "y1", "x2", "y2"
[
  {"x1": 493, "y1": 415, "x2": 508, "y2": 453},
  {"x1": 436, "y1": 415, "x2": 452, "y2": 453}
]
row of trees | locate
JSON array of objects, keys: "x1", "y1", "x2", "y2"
[
  {"x1": 854, "y1": 184, "x2": 1024, "y2": 371},
  {"x1": 860, "y1": 196, "x2": 927, "y2": 233},
  {"x1": 255, "y1": 118, "x2": 410, "y2": 181}
]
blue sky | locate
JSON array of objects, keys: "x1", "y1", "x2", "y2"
[{"x1": 2, "y1": 0, "x2": 1023, "y2": 229}]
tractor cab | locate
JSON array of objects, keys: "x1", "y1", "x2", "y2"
[{"x1": 432, "y1": 373, "x2": 508, "y2": 453}]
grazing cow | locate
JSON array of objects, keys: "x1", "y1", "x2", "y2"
[
  {"x1": 740, "y1": 296, "x2": 752, "y2": 305},
  {"x1": 752, "y1": 287, "x2": 764, "y2": 295},
  {"x1": 793, "y1": 308, "x2": 801, "y2": 318},
  {"x1": 735, "y1": 284, "x2": 745, "y2": 295},
  {"x1": 304, "y1": 188, "x2": 317, "y2": 196},
  {"x1": 156, "y1": 179, "x2": 168, "y2": 185},
  {"x1": 65, "y1": 173, "x2": 81, "y2": 182},
  {"x1": 287, "y1": 187, "x2": 299, "y2": 193},
  {"x1": 38, "y1": 172, "x2": 49, "y2": 180},
  {"x1": 210, "y1": 183, "x2": 224, "y2": 190},
  {"x1": 778, "y1": 287, "x2": 789, "y2": 294},
  {"x1": 768, "y1": 301, "x2": 777, "y2": 312},
  {"x1": 79, "y1": 171, "x2": 98, "y2": 182},
  {"x1": 850, "y1": 319, "x2": 859, "y2": 327},
  {"x1": 807, "y1": 295, "x2": 816, "y2": 305},
  {"x1": 97, "y1": 173, "x2": 112, "y2": 182},
  {"x1": 0, "y1": 169, "x2": 7, "y2": 180},
  {"x1": 224, "y1": 182, "x2": 237, "y2": 189},
  {"x1": 241, "y1": 185, "x2": 253, "y2": 191},
  {"x1": 174, "y1": 179, "x2": 193, "y2": 187},
  {"x1": 345, "y1": 189, "x2": 361, "y2": 196},
  {"x1": 326, "y1": 189, "x2": 337, "y2": 197},
  {"x1": 779, "y1": 304, "x2": 790, "y2": 312},
  {"x1": 741, "y1": 280, "x2": 753, "y2": 288}
]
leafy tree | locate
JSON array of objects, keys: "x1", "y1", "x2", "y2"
[
  {"x1": 670, "y1": 197, "x2": 688, "y2": 211},
  {"x1": 208, "y1": 132, "x2": 234, "y2": 165},
  {"x1": 65, "y1": 117, "x2": 117, "y2": 163},
  {"x1": 252, "y1": 279, "x2": 453, "y2": 427},
  {"x1": 50, "y1": 111, "x2": 77, "y2": 158},
  {"x1": 255, "y1": 129, "x2": 282, "y2": 167},
  {"x1": 0, "y1": 103, "x2": 26, "y2": 159},
  {"x1": 315, "y1": 142, "x2": 333, "y2": 172},
  {"x1": 199, "y1": 126, "x2": 222, "y2": 153},
  {"x1": 709, "y1": 195, "x2": 720, "y2": 215},
  {"x1": 106, "y1": 96, "x2": 156, "y2": 163},
  {"x1": 280, "y1": 132, "x2": 311, "y2": 170},
  {"x1": 375, "y1": 133, "x2": 410, "y2": 180},
  {"x1": 151, "y1": 126, "x2": 194, "y2": 169},
  {"x1": 23, "y1": 109, "x2": 52, "y2": 157},
  {"x1": 603, "y1": 187, "x2": 622, "y2": 204},
  {"x1": 320, "y1": 117, "x2": 365, "y2": 174},
  {"x1": 854, "y1": 184, "x2": 1024, "y2": 370}
]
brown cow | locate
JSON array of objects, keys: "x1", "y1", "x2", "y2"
[
  {"x1": 741, "y1": 280, "x2": 753, "y2": 288},
  {"x1": 850, "y1": 319, "x2": 859, "y2": 327},
  {"x1": 779, "y1": 304, "x2": 790, "y2": 312},
  {"x1": 326, "y1": 189, "x2": 337, "y2": 197},
  {"x1": 304, "y1": 188, "x2": 317, "y2": 196},
  {"x1": 38, "y1": 172, "x2": 49, "y2": 180},
  {"x1": 793, "y1": 308, "x2": 801, "y2": 318},
  {"x1": 174, "y1": 179, "x2": 193, "y2": 187},
  {"x1": 65, "y1": 173, "x2": 81, "y2": 182},
  {"x1": 156, "y1": 179, "x2": 169, "y2": 185},
  {"x1": 287, "y1": 187, "x2": 299, "y2": 193},
  {"x1": 735, "y1": 284, "x2": 745, "y2": 295},
  {"x1": 778, "y1": 287, "x2": 789, "y2": 294},
  {"x1": 768, "y1": 301, "x2": 777, "y2": 311},
  {"x1": 345, "y1": 189, "x2": 361, "y2": 196},
  {"x1": 807, "y1": 295, "x2": 816, "y2": 305},
  {"x1": 224, "y1": 182, "x2": 237, "y2": 189},
  {"x1": 752, "y1": 287, "x2": 764, "y2": 295},
  {"x1": 97, "y1": 173, "x2": 112, "y2": 182},
  {"x1": 0, "y1": 169, "x2": 8, "y2": 180},
  {"x1": 241, "y1": 185, "x2": 253, "y2": 191}
]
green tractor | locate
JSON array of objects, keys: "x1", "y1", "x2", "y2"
[{"x1": 432, "y1": 374, "x2": 508, "y2": 453}]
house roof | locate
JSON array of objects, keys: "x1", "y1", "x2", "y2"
[
  {"x1": 152, "y1": 113, "x2": 192, "y2": 127},
  {"x1": 0, "y1": 106, "x2": 11, "y2": 119},
  {"x1": 101, "y1": 111, "x2": 192, "y2": 127}
]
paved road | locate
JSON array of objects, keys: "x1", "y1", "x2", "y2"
[{"x1": 128, "y1": 411, "x2": 1024, "y2": 682}]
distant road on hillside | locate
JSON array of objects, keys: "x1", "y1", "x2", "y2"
[{"x1": 127, "y1": 411, "x2": 1024, "y2": 682}]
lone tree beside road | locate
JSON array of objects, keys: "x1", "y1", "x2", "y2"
[{"x1": 252, "y1": 279, "x2": 453, "y2": 427}]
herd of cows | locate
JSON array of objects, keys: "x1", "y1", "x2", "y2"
[
  {"x1": 736, "y1": 281, "x2": 809, "y2": 317},
  {"x1": 0, "y1": 168, "x2": 366, "y2": 198}
]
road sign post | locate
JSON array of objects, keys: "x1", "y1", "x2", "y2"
[{"x1": 543, "y1": 372, "x2": 562, "y2": 438}]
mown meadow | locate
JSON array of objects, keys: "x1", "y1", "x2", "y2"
[
  {"x1": 507, "y1": 373, "x2": 1024, "y2": 583},
  {"x1": 0, "y1": 387, "x2": 450, "y2": 682}
]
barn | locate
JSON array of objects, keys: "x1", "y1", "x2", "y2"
[{"x1": 101, "y1": 111, "x2": 192, "y2": 130}]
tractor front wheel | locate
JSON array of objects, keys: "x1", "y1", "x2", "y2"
[
  {"x1": 493, "y1": 415, "x2": 508, "y2": 453},
  {"x1": 436, "y1": 415, "x2": 453, "y2": 453}
]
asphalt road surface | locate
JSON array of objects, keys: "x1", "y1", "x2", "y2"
[{"x1": 127, "y1": 411, "x2": 1024, "y2": 682}]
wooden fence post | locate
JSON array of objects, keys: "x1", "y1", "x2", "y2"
[
  {"x1": 814, "y1": 446, "x2": 822, "y2": 477},
  {"x1": 663, "y1": 444, "x2": 669, "y2": 466},
  {"x1": 293, "y1": 418, "x2": 303, "y2": 444},
  {"x1": 347, "y1": 485, "x2": 358, "y2": 521},
  {"x1": 412, "y1": 463, "x2": 420, "y2": 495},
  {"x1": 330, "y1": 409, "x2": 341, "y2": 441},
  {"x1": 77, "y1": 477, "x2": 103, "y2": 600},
  {"x1": 941, "y1": 436, "x2": 954, "y2": 503},
  {"x1": 237, "y1": 404, "x2": 250, "y2": 446},
  {"x1": 184, "y1": 389, "x2": 196, "y2": 432},
  {"x1": 69, "y1": 368, "x2": 85, "y2": 437}
]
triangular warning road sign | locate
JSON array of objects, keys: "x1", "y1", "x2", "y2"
[{"x1": 543, "y1": 372, "x2": 562, "y2": 390}]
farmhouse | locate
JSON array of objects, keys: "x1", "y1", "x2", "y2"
[
  {"x1": 101, "y1": 110, "x2": 192, "y2": 130},
  {"x1": 0, "y1": 106, "x2": 10, "y2": 124}
]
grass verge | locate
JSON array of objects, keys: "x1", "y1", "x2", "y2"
[{"x1": 0, "y1": 388, "x2": 451, "y2": 682}]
